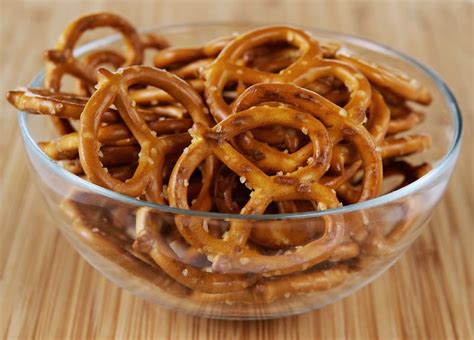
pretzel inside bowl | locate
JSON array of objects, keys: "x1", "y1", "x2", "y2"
[{"x1": 78, "y1": 65, "x2": 214, "y2": 204}]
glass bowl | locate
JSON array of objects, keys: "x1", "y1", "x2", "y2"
[{"x1": 17, "y1": 23, "x2": 462, "y2": 320}]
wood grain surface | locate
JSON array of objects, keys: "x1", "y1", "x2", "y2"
[{"x1": 0, "y1": 0, "x2": 472, "y2": 339}]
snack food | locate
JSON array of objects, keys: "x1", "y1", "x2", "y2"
[{"x1": 6, "y1": 13, "x2": 433, "y2": 305}]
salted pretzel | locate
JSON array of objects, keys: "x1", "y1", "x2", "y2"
[
  {"x1": 119, "y1": 36, "x2": 230, "y2": 108},
  {"x1": 134, "y1": 208, "x2": 258, "y2": 294},
  {"x1": 61, "y1": 191, "x2": 190, "y2": 298},
  {"x1": 153, "y1": 36, "x2": 230, "y2": 69},
  {"x1": 7, "y1": 88, "x2": 188, "y2": 122},
  {"x1": 43, "y1": 13, "x2": 144, "y2": 134},
  {"x1": 39, "y1": 119, "x2": 192, "y2": 160},
  {"x1": 45, "y1": 13, "x2": 143, "y2": 89},
  {"x1": 191, "y1": 263, "x2": 351, "y2": 304},
  {"x1": 167, "y1": 95, "x2": 382, "y2": 276},
  {"x1": 73, "y1": 33, "x2": 169, "y2": 96},
  {"x1": 328, "y1": 88, "x2": 390, "y2": 173},
  {"x1": 387, "y1": 104, "x2": 426, "y2": 134},
  {"x1": 78, "y1": 65, "x2": 214, "y2": 204},
  {"x1": 230, "y1": 83, "x2": 382, "y2": 199},
  {"x1": 203, "y1": 26, "x2": 375, "y2": 165},
  {"x1": 336, "y1": 50, "x2": 432, "y2": 105}
]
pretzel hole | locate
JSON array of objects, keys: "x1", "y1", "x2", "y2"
[
  {"x1": 74, "y1": 27, "x2": 133, "y2": 57},
  {"x1": 214, "y1": 165, "x2": 252, "y2": 214}
]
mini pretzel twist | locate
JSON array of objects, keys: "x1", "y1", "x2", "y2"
[
  {"x1": 165, "y1": 87, "x2": 381, "y2": 276},
  {"x1": 45, "y1": 12, "x2": 144, "y2": 90},
  {"x1": 78, "y1": 65, "x2": 213, "y2": 203},
  {"x1": 134, "y1": 208, "x2": 258, "y2": 294},
  {"x1": 231, "y1": 83, "x2": 383, "y2": 202},
  {"x1": 336, "y1": 50, "x2": 432, "y2": 105}
]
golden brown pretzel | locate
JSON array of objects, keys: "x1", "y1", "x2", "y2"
[
  {"x1": 231, "y1": 83, "x2": 382, "y2": 203},
  {"x1": 61, "y1": 191, "x2": 190, "y2": 297},
  {"x1": 153, "y1": 36, "x2": 230, "y2": 69},
  {"x1": 141, "y1": 32, "x2": 171, "y2": 50},
  {"x1": 45, "y1": 12, "x2": 143, "y2": 89},
  {"x1": 213, "y1": 165, "x2": 326, "y2": 249},
  {"x1": 191, "y1": 263, "x2": 350, "y2": 303},
  {"x1": 358, "y1": 161, "x2": 432, "y2": 255},
  {"x1": 329, "y1": 88, "x2": 390, "y2": 173},
  {"x1": 61, "y1": 160, "x2": 137, "y2": 181},
  {"x1": 337, "y1": 159, "x2": 432, "y2": 204},
  {"x1": 381, "y1": 134, "x2": 432, "y2": 159},
  {"x1": 5, "y1": 88, "x2": 186, "y2": 121},
  {"x1": 79, "y1": 65, "x2": 213, "y2": 203},
  {"x1": 75, "y1": 50, "x2": 126, "y2": 95},
  {"x1": 44, "y1": 12, "x2": 144, "y2": 135},
  {"x1": 134, "y1": 207, "x2": 258, "y2": 293},
  {"x1": 336, "y1": 50, "x2": 432, "y2": 105},
  {"x1": 39, "y1": 119, "x2": 192, "y2": 161},
  {"x1": 203, "y1": 26, "x2": 375, "y2": 174},
  {"x1": 168, "y1": 102, "x2": 377, "y2": 276},
  {"x1": 387, "y1": 104, "x2": 426, "y2": 134}
]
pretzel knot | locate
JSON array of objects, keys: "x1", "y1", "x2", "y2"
[{"x1": 78, "y1": 65, "x2": 213, "y2": 204}]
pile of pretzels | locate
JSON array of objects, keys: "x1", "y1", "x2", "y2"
[{"x1": 7, "y1": 13, "x2": 433, "y2": 305}]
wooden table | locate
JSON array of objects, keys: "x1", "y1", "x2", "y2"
[{"x1": 1, "y1": 1, "x2": 472, "y2": 339}]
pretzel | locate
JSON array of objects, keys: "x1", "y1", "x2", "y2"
[
  {"x1": 79, "y1": 65, "x2": 213, "y2": 203},
  {"x1": 336, "y1": 50, "x2": 432, "y2": 105},
  {"x1": 191, "y1": 263, "x2": 350, "y2": 304},
  {"x1": 153, "y1": 36, "x2": 230, "y2": 69},
  {"x1": 202, "y1": 27, "x2": 376, "y2": 175},
  {"x1": 141, "y1": 32, "x2": 171, "y2": 50},
  {"x1": 134, "y1": 207, "x2": 258, "y2": 294},
  {"x1": 230, "y1": 83, "x2": 382, "y2": 199},
  {"x1": 39, "y1": 120, "x2": 192, "y2": 160},
  {"x1": 329, "y1": 88, "x2": 390, "y2": 173},
  {"x1": 61, "y1": 160, "x2": 138, "y2": 181},
  {"x1": 337, "y1": 159, "x2": 431, "y2": 204},
  {"x1": 381, "y1": 134, "x2": 432, "y2": 159},
  {"x1": 387, "y1": 104, "x2": 426, "y2": 134},
  {"x1": 73, "y1": 33, "x2": 170, "y2": 96},
  {"x1": 213, "y1": 165, "x2": 358, "y2": 249},
  {"x1": 358, "y1": 161, "x2": 432, "y2": 255},
  {"x1": 44, "y1": 13, "x2": 144, "y2": 135},
  {"x1": 45, "y1": 13, "x2": 143, "y2": 89},
  {"x1": 61, "y1": 191, "x2": 191, "y2": 298},
  {"x1": 6, "y1": 88, "x2": 187, "y2": 122},
  {"x1": 166, "y1": 99, "x2": 381, "y2": 276}
]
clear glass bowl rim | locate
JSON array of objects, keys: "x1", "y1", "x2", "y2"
[{"x1": 18, "y1": 21, "x2": 463, "y2": 221}]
